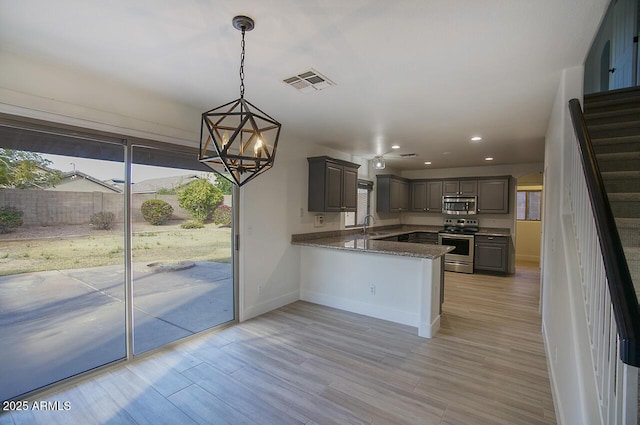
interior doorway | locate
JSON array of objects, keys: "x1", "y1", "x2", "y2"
[{"x1": 516, "y1": 172, "x2": 543, "y2": 265}]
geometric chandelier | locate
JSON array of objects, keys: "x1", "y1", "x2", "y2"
[{"x1": 199, "y1": 15, "x2": 282, "y2": 187}]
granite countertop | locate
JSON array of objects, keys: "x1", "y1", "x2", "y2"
[
  {"x1": 292, "y1": 233, "x2": 453, "y2": 260},
  {"x1": 291, "y1": 224, "x2": 510, "y2": 259},
  {"x1": 475, "y1": 228, "x2": 511, "y2": 237}
]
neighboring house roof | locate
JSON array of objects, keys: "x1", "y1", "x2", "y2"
[
  {"x1": 131, "y1": 174, "x2": 200, "y2": 194},
  {"x1": 49, "y1": 171, "x2": 122, "y2": 193}
]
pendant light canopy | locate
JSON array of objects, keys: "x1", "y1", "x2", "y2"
[
  {"x1": 372, "y1": 156, "x2": 386, "y2": 170},
  {"x1": 199, "y1": 15, "x2": 282, "y2": 187}
]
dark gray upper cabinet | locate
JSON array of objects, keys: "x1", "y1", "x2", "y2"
[
  {"x1": 410, "y1": 180, "x2": 443, "y2": 212},
  {"x1": 410, "y1": 180, "x2": 427, "y2": 211},
  {"x1": 443, "y1": 179, "x2": 477, "y2": 196},
  {"x1": 477, "y1": 177, "x2": 510, "y2": 214},
  {"x1": 308, "y1": 156, "x2": 360, "y2": 212},
  {"x1": 377, "y1": 174, "x2": 409, "y2": 212}
]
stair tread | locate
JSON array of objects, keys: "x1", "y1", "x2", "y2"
[
  {"x1": 591, "y1": 134, "x2": 640, "y2": 143},
  {"x1": 585, "y1": 98, "x2": 640, "y2": 110},
  {"x1": 587, "y1": 120, "x2": 640, "y2": 130},
  {"x1": 585, "y1": 107, "x2": 640, "y2": 120},
  {"x1": 608, "y1": 193, "x2": 640, "y2": 201},
  {"x1": 616, "y1": 217, "x2": 640, "y2": 226},
  {"x1": 585, "y1": 87, "x2": 640, "y2": 99},
  {"x1": 596, "y1": 151, "x2": 640, "y2": 160},
  {"x1": 602, "y1": 170, "x2": 640, "y2": 178}
]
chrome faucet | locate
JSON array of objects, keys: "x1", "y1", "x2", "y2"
[{"x1": 362, "y1": 214, "x2": 376, "y2": 234}]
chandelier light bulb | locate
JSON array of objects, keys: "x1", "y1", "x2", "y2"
[
  {"x1": 254, "y1": 138, "x2": 263, "y2": 154},
  {"x1": 222, "y1": 131, "x2": 230, "y2": 148}
]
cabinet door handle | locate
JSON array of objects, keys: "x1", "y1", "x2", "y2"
[{"x1": 488, "y1": 237, "x2": 494, "y2": 240}]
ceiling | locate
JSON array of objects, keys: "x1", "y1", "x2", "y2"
[{"x1": 0, "y1": 0, "x2": 609, "y2": 170}]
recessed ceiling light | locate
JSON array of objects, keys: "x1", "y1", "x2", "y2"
[
  {"x1": 471, "y1": 136, "x2": 482, "y2": 141},
  {"x1": 391, "y1": 145, "x2": 400, "y2": 149},
  {"x1": 485, "y1": 157, "x2": 494, "y2": 161},
  {"x1": 424, "y1": 161, "x2": 432, "y2": 165}
]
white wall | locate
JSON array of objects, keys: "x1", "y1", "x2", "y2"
[
  {"x1": 238, "y1": 135, "x2": 350, "y2": 319},
  {"x1": 0, "y1": 49, "x2": 199, "y2": 144},
  {"x1": 300, "y1": 246, "x2": 422, "y2": 325},
  {"x1": 238, "y1": 142, "x2": 406, "y2": 320},
  {"x1": 541, "y1": 66, "x2": 600, "y2": 425}
]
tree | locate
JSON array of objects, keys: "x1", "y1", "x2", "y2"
[
  {"x1": 178, "y1": 179, "x2": 223, "y2": 223},
  {"x1": 0, "y1": 149, "x2": 62, "y2": 189},
  {"x1": 214, "y1": 175, "x2": 233, "y2": 195}
]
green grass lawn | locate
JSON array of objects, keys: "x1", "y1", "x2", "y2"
[{"x1": 0, "y1": 226, "x2": 232, "y2": 275}]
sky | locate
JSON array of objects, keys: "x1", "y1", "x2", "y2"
[{"x1": 43, "y1": 153, "x2": 213, "y2": 183}]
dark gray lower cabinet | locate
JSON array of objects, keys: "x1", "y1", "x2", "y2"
[
  {"x1": 474, "y1": 235, "x2": 509, "y2": 273},
  {"x1": 397, "y1": 232, "x2": 438, "y2": 244},
  {"x1": 416, "y1": 232, "x2": 438, "y2": 244}
]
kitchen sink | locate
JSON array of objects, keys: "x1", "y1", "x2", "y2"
[{"x1": 367, "y1": 232, "x2": 391, "y2": 236}]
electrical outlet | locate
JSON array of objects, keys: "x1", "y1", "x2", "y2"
[
  {"x1": 370, "y1": 285, "x2": 376, "y2": 295},
  {"x1": 258, "y1": 285, "x2": 263, "y2": 295},
  {"x1": 314, "y1": 215, "x2": 325, "y2": 227}
]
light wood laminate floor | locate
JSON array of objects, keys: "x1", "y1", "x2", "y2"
[{"x1": 1, "y1": 262, "x2": 556, "y2": 425}]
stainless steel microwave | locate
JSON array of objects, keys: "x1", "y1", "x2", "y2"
[{"x1": 442, "y1": 196, "x2": 477, "y2": 215}]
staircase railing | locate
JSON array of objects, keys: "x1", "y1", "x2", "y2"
[{"x1": 568, "y1": 98, "x2": 639, "y2": 424}]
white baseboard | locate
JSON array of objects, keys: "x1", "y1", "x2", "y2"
[
  {"x1": 241, "y1": 290, "x2": 299, "y2": 322},
  {"x1": 300, "y1": 289, "x2": 419, "y2": 328},
  {"x1": 516, "y1": 254, "x2": 540, "y2": 263},
  {"x1": 419, "y1": 315, "x2": 440, "y2": 338},
  {"x1": 542, "y1": 320, "x2": 565, "y2": 425}
]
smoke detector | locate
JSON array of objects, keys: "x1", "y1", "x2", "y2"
[{"x1": 283, "y1": 69, "x2": 335, "y2": 93}]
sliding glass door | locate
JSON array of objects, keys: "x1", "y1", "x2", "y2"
[
  {"x1": 0, "y1": 124, "x2": 236, "y2": 401},
  {"x1": 131, "y1": 146, "x2": 234, "y2": 354},
  {"x1": 0, "y1": 140, "x2": 127, "y2": 401}
]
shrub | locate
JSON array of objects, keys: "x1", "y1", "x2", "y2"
[
  {"x1": 141, "y1": 199, "x2": 174, "y2": 225},
  {"x1": 181, "y1": 220, "x2": 204, "y2": 229},
  {"x1": 178, "y1": 179, "x2": 223, "y2": 222},
  {"x1": 0, "y1": 206, "x2": 24, "y2": 234},
  {"x1": 90, "y1": 211, "x2": 115, "y2": 230},
  {"x1": 213, "y1": 204, "x2": 232, "y2": 227}
]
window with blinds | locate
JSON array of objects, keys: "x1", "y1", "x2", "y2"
[
  {"x1": 345, "y1": 180, "x2": 373, "y2": 227},
  {"x1": 517, "y1": 190, "x2": 541, "y2": 221}
]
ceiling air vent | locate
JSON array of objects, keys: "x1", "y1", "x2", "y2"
[
  {"x1": 399, "y1": 153, "x2": 417, "y2": 158},
  {"x1": 283, "y1": 69, "x2": 335, "y2": 93}
]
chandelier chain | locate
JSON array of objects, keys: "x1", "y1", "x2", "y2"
[{"x1": 239, "y1": 28, "x2": 246, "y2": 98}]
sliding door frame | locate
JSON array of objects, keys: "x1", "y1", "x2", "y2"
[{"x1": 0, "y1": 113, "x2": 239, "y2": 399}]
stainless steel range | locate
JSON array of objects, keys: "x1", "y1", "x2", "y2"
[{"x1": 438, "y1": 218, "x2": 478, "y2": 274}]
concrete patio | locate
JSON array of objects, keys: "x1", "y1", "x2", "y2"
[{"x1": 0, "y1": 261, "x2": 233, "y2": 402}]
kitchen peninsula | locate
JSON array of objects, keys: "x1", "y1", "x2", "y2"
[{"x1": 292, "y1": 229, "x2": 453, "y2": 339}]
